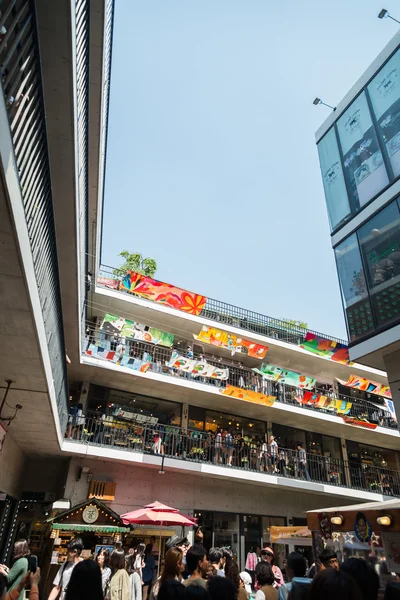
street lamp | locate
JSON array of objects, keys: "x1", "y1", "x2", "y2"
[
  {"x1": 313, "y1": 97, "x2": 336, "y2": 111},
  {"x1": 378, "y1": 8, "x2": 400, "y2": 24}
]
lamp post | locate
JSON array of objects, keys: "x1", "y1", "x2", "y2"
[
  {"x1": 378, "y1": 9, "x2": 400, "y2": 24},
  {"x1": 313, "y1": 98, "x2": 336, "y2": 111}
]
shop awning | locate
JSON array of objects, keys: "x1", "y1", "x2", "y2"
[{"x1": 52, "y1": 523, "x2": 130, "y2": 533}]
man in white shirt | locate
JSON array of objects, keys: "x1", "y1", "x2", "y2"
[{"x1": 48, "y1": 537, "x2": 83, "y2": 600}]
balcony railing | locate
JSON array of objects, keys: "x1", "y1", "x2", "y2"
[
  {"x1": 83, "y1": 325, "x2": 398, "y2": 431},
  {"x1": 67, "y1": 414, "x2": 400, "y2": 498},
  {"x1": 96, "y1": 265, "x2": 348, "y2": 347}
]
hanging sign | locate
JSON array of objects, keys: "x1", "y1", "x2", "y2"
[
  {"x1": 166, "y1": 351, "x2": 229, "y2": 380},
  {"x1": 270, "y1": 526, "x2": 311, "y2": 543},
  {"x1": 102, "y1": 313, "x2": 175, "y2": 347},
  {"x1": 85, "y1": 345, "x2": 151, "y2": 373},
  {"x1": 220, "y1": 385, "x2": 275, "y2": 407},
  {"x1": 253, "y1": 363, "x2": 316, "y2": 390},
  {"x1": 354, "y1": 512, "x2": 372, "y2": 543},
  {"x1": 338, "y1": 375, "x2": 392, "y2": 399},
  {"x1": 296, "y1": 391, "x2": 352, "y2": 415},
  {"x1": 97, "y1": 276, "x2": 119, "y2": 289},
  {"x1": 341, "y1": 416, "x2": 377, "y2": 430},
  {"x1": 299, "y1": 332, "x2": 352, "y2": 365},
  {"x1": 121, "y1": 271, "x2": 207, "y2": 316},
  {"x1": 193, "y1": 325, "x2": 268, "y2": 359}
]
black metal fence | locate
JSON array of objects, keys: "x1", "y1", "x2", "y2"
[
  {"x1": 83, "y1": 324, "x2": 398, "y2": 430},
  {"x1": 67, "y1": 414, "x2": 400, "y2": 497}
]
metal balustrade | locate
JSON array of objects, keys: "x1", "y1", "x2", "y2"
[
  {"x1": 96, "y1": 265, "x2": 348, "y2": 347},
  {"x1": 67, "y1": 414, "x2": 400, "y2": 497},
  {"x1": 83, "y1": 324, "x2": 398, "y2": 430},
  {"x1": 0, "y1": 0, "x2": 68, "y2": 430}
]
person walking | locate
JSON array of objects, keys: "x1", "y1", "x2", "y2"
[
  {"x1": 142, "y1": 544, "x2": 156, "y2": 600},
  {"x1": 260, "y1": 548, "x2": 283, "y2": 588},
  {"x1": 296, "y1": 443, "x2": 310, "y2": 481},
  {"x1": 207, "y1": 549, "x2": 224, "y2": 578},
  {"x1": 108, "y1": 549, "x2": 130, "y2": 600},
  {"x1": 215, "y1": 429, "x2": 223, "y2": 465},
  {"x1": 278, "y1": 552, "x2": 312, "y2": 600},
  {"x1": 48, "y1": 537, "x2": 84, "y2": 600},
  {"x1": 65, "y1": 559, "x2": 103, "y2": 600},
  {"x1": 309, "y1": 569, "x2": 362, "y2": 600},
  {"x1": 269, "y1": 437, "x2": 278, "y2": 473}
]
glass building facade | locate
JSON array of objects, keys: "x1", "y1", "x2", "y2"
[{"x1": 317, "y1": 48, "x2": 400, "y2": 232}]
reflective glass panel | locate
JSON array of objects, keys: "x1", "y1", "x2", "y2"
[
  {"x1": 337, "y1": 92, "x2": 389, "y2": 208},
  {"x1": 368, "y1": 49, "x2": 400, "y2": 178}
]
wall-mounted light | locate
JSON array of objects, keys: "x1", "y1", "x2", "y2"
[
  {"x1": 331, "y1": 515, "x2": 344, "y2": 525},
  {"x1": 377, "y1": 515, "x2": 392, "y2": 526},
  {"x1": 313, "y1": 97, "x2": 336, "y2": 111},
  {"x1": 378, "y1": 8, "x2": 400, "y2": 23}
]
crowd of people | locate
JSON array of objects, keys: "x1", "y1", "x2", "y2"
[{"x1": 0, "y1": 533, "x2": 399, "y2": 600}]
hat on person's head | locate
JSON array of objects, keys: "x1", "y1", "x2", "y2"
[
  {"x1": 165, "y1": 535, "x2": 180, "y2": 551},
  {"x1": 240, "y1": 572, "x2": 252, "y2": 594},
  {"x1": 263, "y1": 546, "x2": 274, "y2": 556}
]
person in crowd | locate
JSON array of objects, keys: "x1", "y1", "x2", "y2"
[
  {"x1": 151, "y1": 548, "x2": 184, "y2": 600},
  {"x1": 0, "y1": 540, "x2": 30, "y2": 600},
  {"x1": 65, "y1": 559, "x2": 103, "y2": 600},
  {"x1": 340, "y1": 557, "x2": 379, "y2": 600},
  {"x1": 185, "y1": 585, "x2": 211, "y2": 600},
  {"x1": 225, "y1": 430, "x2": 233, "y2": 466},
  {"x1": 260, "y1": 548, "x2": 283, "y2": 588},
  {"x1": 143, "y1": 544, "x2": 157, "y2": 600},
  {"x1": 183, "y1": 546, "x2": 208, "y2": 589},
  {"x1": 220, "y1": 548, "x2": 233, "y2": 574},
  {"x1": 318, "y1": 549, "x2": 339, "y2": 571},
  {"x1": 268, "y1": 436, "x2": 278, "y2": 474},
  {"x1": 225, "y1": 560, "x2": 247, "y2": 600},
  {"x1": 130, "y1": 568, "x2": 142, "y2": 600},
  {"x1": 208, "y1": 576, "x2": 236, "y2": 600},
  {"x1": 158, "y1": 580, "x2": 186, "y2": 600},
  {"x1": 308, "y1": 568, "x2": 362, "y2": 600},
  {"x1": 48, "y1": 537, "x2": 84, "y2": 600},
  {"x1": 239, "y1": 572, "x2": 253, "y2": 599},
  {"x1": 194, "y1": 528, "x2": 204, "y2": 547},
  {"x1": 208, "y1": 549, "x2": 224, "y2": 578},
  {"x1": 108, "y1": 549, "x2": 130, "y2": 600},
  {"x1": 278, "y1": 553, "x2": 311, "y2": 600},
  {"x1": 134, "y1": 543, "x2": 146, "y2": 582},
  {"x1": 72, "y1": 403, "x2": 85, "y2": 440},
  {"x1": 215, "y1": 429, "x2": 223, "y2": 465},
  {"x1": 296, "y1": 444, "x2": 310, "y2": 481},
  {"x1": 96, "y1": 547, "x2": 112, "y2": 594},
  {"x1": 254, "y1": 562, "x2": 278, "y2": 600},
  {"x1": 2, "y1": 568, "x2": 40, "y2": 600}
]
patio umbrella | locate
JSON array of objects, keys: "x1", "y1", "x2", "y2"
[{"x1": 121, "y1": 501, "x2": 197, "y2": 576}]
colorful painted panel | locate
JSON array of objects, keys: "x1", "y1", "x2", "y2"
[
  {"x1": 121, "y1": 271, "x2": 207, "y2": 316},
  {"x1": 339, "y1": 375, "x2": 392, "y2": 399},
  {"x1": 299, "y1": 332, "x2": 352, "y2": 365},
  {"x1": 85, "y1": 345, "x2": 151, "y2": 372},
  {"x1": 296, "y1": 391, "x2": 352, "y2": 415},
  {"x1": 97, "y1": 276, "x2": 119, "y2": 289},
  {"x1": 102, "y1": 313, "x2": 175, "y2": 347},
  {"x1": 166, "y1": 351, "x2": 229, "y2": 380},
  {"x1": 193, "y1": 325, "x2": 268, "y2": 359},
  {"x1": 253, "y1": 363, "x2": 316, "y2": 390},
  {"x1": 220, "y1": 385, "x2": 276, "y2": 407},
  {"x1": 341, "y1": 416, "x2": 378, "y2": 430}
]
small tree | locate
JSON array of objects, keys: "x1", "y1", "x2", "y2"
[{"x1": 113, "y1": 251, "x2": 157, "y2": 278}]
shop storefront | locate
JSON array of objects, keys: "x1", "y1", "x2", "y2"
[
  {"x1": 194, "y1": 510, "x2": 286, "y2": 571},
  {"x1": 188, "y1": 406, "x2": 266, "y2": 437},
  {"x1": 347, "y1": 441, "x2": 400, "y2": 495}
]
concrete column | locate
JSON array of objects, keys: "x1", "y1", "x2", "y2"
[
  {"x1": 340, "y1": 438, "x2": 351, "y2": 488},
  {"x1": 182, "y1": 403, "x2": 189, "y2": 430}
]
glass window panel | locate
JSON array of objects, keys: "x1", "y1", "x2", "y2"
[
  {"x1": 358, "y1": 201, "x2": 400, "y2": 329},
  {"x1": 335, "y1": 234, "x2": 375, "y2": 341},
  {"x1": 368, "y1": 49, "x2": 400, "y2": 178},
  {"x1": 337, "y1": 92, "x2": 389, "y2": 208},
  {"x1": 317, "y1": 128, "x2": 350, "y2": 230}
]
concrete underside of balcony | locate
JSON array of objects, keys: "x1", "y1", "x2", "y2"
[
  {"x1": 0, "y1": 128, "x2": 62, "y2": 457},
  {"x1": 69, "y1": 354, "x2": 400, "y2": 451},
  {"x1": 90, "y1": 287, "x2": 389, "y2": 384},
  {"x1": 62, "y1": 440, "x2": 395, "y2": 505}
]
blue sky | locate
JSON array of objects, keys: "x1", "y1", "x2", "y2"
[{"x1": 102, "y1": 0, "x2": 399, "y2": 340}]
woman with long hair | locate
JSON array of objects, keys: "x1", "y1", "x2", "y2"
[
  {"x1": 134, "y1": 543, "x2": 146, "y2": 582},
  {"x1": 108, "y1": 549, "x2": 130, "y2": 600},
  {"x1": 65, "y1": 560, "x2": 103, "y2": 600},
  {"x1": 142, "y1": 544, "x2": 156, "y2": 600},
  {"x1": 5, "y1": 540, "x2": 29, "y2": 600},
  {"x1": 96, "y1": 547, "x2": 112, "y2": 595},
  {"x1": 225, "y1": 560, "x2": 247, "y2": 600},
  {"x1": 152, "y1": 548, "x2": 184, "y2": 600}
]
